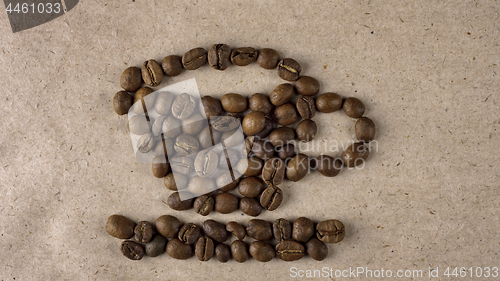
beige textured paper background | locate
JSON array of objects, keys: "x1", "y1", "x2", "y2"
[{"x1": 0, "y1": 1, "x2": 499, "y2": 280}]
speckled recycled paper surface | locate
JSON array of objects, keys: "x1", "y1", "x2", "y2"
[{"x1": 0, "y1": 1, "x2": 499, "y2": 280}]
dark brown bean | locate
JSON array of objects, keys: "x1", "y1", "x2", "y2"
[
  {"x1": 237, "y1": 177, "x2": 266, "y2": 197},
  {"x1": 221, "y1": 93, "x2": 247, "y2": 113},
  {"x1": 355, "y1": 117, "x2": 376, "y2": 142},
  {"x1": 203, "y1": 219, "x2": 229, "y2": 243},
  {"x1": 255, "y1": 117, "x2": 275, "y2": 139},
  {"x1": 230, "y1": 47, "x2": 258, "y2": 66},
  {"x1": 195, "y1": 236, "x2": 214, "y2": 261},
  {"x1": 257, "y1": 48, "x2": 280, "y2": 69},
  {"x1": 246, "y1": 219, "x2": 273, "y2": 241},
  {"x1": 292, "y1": 217, "x2": 315, "y2": 242},
  {"x1": 296, "y1": 96, "x2": 316, "y2": 119},
  {"x1": 214, "y1": 193, "x2": 239, "y2": 214},
  {"x1": 208, "y1": 44, "x2": 231, "y2": 70},
  {"x1": 120, "y1": 67, "x2": 143, "y2": 92},
  {"x1": 141, "y1": 59, "x2": 163, "y2": 87},
  {"x1": 343, "y1": 97, "x2": 365, "y2": 118},
  {"x1": 167, "y1": 192, "x2": 194, "y2": 211},
  {"x1": 215, "y1": 243, "x2": 231, "y2": 262},
  {"x1": 113, "y1": 91, "x2": 133, "y2": 115},
  {"x1": 145, "y1": 235, "x2": 167, "y2": 257},
  {"x1": 182, "y1": 47, "x2": 207, "y2": 70},
  {"x1": 275, "y1": 240, "x2": 305, "y2": 261},
  {"x1": 106, "y1": 214, "x2": 136, "y2": 239},
  {"x1": 294, "y1": 76, "x2": 319, "y2": 96},
  {"x1": 316, "y1": 219, "x2": 345, "y2": 243},
  {"x1": 273, "y1": 218, "x2": 292, "y2": 241},
  {"x1": 237, "y1": 156, "x2": 263, "y2": 177},
  {"x1": 155, "y1": 215, "x2": 182, "y2": 238},
  {"x1": 242, "y1": 111, "x2": 266, "y2": 136},
  {"x1": 166, "y1": 238, "x2": 193, "y2": 260},
  {"x1": 121, "y1": 240, "x2": 145, "y2": 260},
  {"x1": 260, "y1": 186, "x2": 283, "y2": 211},
  {"x1": 201, "y1": 96, "x2": 222, "y2": 118},
  {"x1": 269, "y1": 127, "x2": 296, "y2": 147},
  {"x1": 277, "y1": 58, "x2": 301, "y2": 81},
  {"x1": 249, "y1": 93, "x2": 273, "y2": 115},
  {"x1": 295, "y1": 119, "x2": 317, "y2": 142},
  {"x1": 178, "y1": 223, "x2": 202, "y2": 244},
  {"x1": 152, "y1": 155, "x2": 170, "y2": 178},
  {"x1": 270, "y1": 83, "x2": 295, "y2": 106},
  {"x1": 341, "y1": 142, "x2": 369, "y2": 167},
  {"x1": 316, "y1": 155, "x2": 343, "y2": 177},
  {"x1": 134, "y1": 221, "x2": 154, "y2": 243},
  {"x1": 249, "y1": 241, "x2": 275, "y2": 262},
  {"x1": 316, "y1": 92, "x2": 342, "y2": 113},
  {"x1": 231, "y1": 240, "x2": 249, "y2": 263},
  {"x1": 286, "y1": 154, "x2": 310, "y2": 182},
  {"x1": 251, "y1": 139, "x2": 275, "y2": 160},
  {"x1": 306, "y1": 238, "x2": 328, "y2": 261},
  {"x1": 276, "y1": 144, "x2": 296, "y2": 160},
  {"x1": 240, "y1": 197, "x2": 263, "y2": 217},
  {"x1": 226, "y1": 222, "x2": 246, "y2": 240},
  {"x1": 262, "y1": 158, "x2": 285, "y2": 186},
  {"x1": 162, "y1": 55, "x2": 184, "y2": 76},
  {"x1": 193, "y1": 195, "x2": 214, "y2": 216},
  {"x1": 274, "y1": 103, "x2": 299, "y2": 126}
]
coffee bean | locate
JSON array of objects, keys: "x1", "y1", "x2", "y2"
[
  {"x1": 203, "y1": 219, "x2": 229, "y2": 243},
  {"x1": 193, "y1": 195, "x2": 214, "y2": 216},
  {"x1": 208, "y1": 44, "x2": 231, "y2": 70},
  {"x1": 137, "y1": 132, "x2": 155, "y2": 153},
  {"x1": 166, "y1": 238, "x2": 193, "y2": 260},
  {"x1": 194, "y1": 150, "x2": 218, "y2": 178},
  {"x1": 296, "y1": 96, "x2": 316, "y2": 119},
  {"x1": 342, "y1": 97, "x2": 365, "y2": 118},
  {"x1": 218, "y1": 148, "x2": 240, "y2": 170},
  {"x1": 277, "y1": 58, "x2": 301, "y2": 81},
  {"x1": 155, "y1": 215, "x2": 182, "y2": 238},
  {"x1": 152, "y1": 116, "x2": 167, "y2": 137},
  {"x1": 142, "y1": 59, "x2": 163, "y2": 87},
  {"x1": 134, "y1": 221, "x2": 154, "y2": 243},
  {"x1": 260, "y1": 185, "x2": 283, "y2": 211},
  {"x1": 275, "y1": 240, "x2": 305, "y2": 261},
  {"x1": 162, "y1": 55, "x2": 184, "y2": 76},
  {"x1": 240, "y1": 197, "x2": 263, "y2": 217},
  {"x1": 167, "y1": 192, "x2": 194, "y2": 211},
  {"x1": 195, "y1": 236, "x2": 214, "y2": 261},
  {"x1": 164, "y1": 172, "x2": 187, "y2": 191},
  {"x1": 242, "y1": 111, "x2": 266, "y2": 136},
  {"x1": 249, "y1": 93, "x2": 273, "y2": 115},
  {"x1": 236, "y1": 156, "x2": 263, "y2": 177},
  {"x1": 181, "y1": 114, "x2": 206, "y2": 135},
  {"x1": 211, "y1": 115, "x2": 240, "y2": 132},
  {"x1": 128, "y1": 114, "x2": 150, "y2": 135},
  {"x1": 255, "y1": 117, "x2": 275, "y2": 139},
  {"x1": 269, "y1": 127, "x2": 295, "y2": 147},
  {"x1": 182, "y1": 47, "x2": 207, "y2": 70},
  {"x1": 152, "y1": 155, "x2": 170, "y2": 178},
  {"x1": 246, "y1": 219, "x2": 273, "y2": 241},
  {"x1": 215, "y1": 243, "x2": 231, "y2": 262},
  {"x1": 292, "y1": 217, "x2": 314, "y2": 242},
  {"x1": 315, "y1": 92, "x2": 342, "y2": 113},
  {"x1": 244, "y1": 136, "x2": 255, "y2": 156},
  {"x1": 238, "y1": 177, "x2": 266, "y2": 197},
  {"x1": 316, "y1": 155, "x2": 342, "y2": 177},
  {"x1": 174, "y1": 134, "x2": 200, "y2": 155},
  {"x1": 355, "y1": 117, "x2": 375, "y2": 142},
  {"x1": 316, "y1": 219, "x2": 345, "y2": 243},
  {"x1": 294, "y1": 76, "x2": 319, "y2": 96},
  {"x1": 296, "y1": 119, "x2": 317, "y2": 142},
  {"x1": 214, "y1": 192, "x2": 239, "y2": 214},
  {"x1": 231, "y1": 240, "x2": 249, "y2": 263},
  {"x1": 274, "y1": 103, "x2": 299, "y2": 126},
  {"x1": 231, "y1": 47, "x2": 258, "y2": 66},
  {"x1": 106, "y1": 214, "x2": 136, "y2": 239},
  {"x1": 273, "y1": 218, "x2": 292, "y2": 241},
  {"x1": 286, "y1": 154, "x2": 310, "y2": 182},
  {"x1": 216, "y1": 170, "x2": 241, "y2": 192},
  {"x1": 257, "y1": 48, "x2": 280, "y2": 69},
  {"x1": 306, "y1": 237, "x2": 328, "y2": 261},
  {"x1": 187, "y1": 176, "x2": 216, "y2": 195},
  {"x1": 170, "y1": 155, "x2": 194, "y2": 175},
  {"x1": 226, "y1": 221, "x2": 246, "y2": 240},
  {"x1": 341, "y1": 142, "x2": 369, "y2": 167},
  {"x1": 154, "y1": 91, "x2": 175, "y2": 116},
  {"x1": 262, "y1": 158, "x2": 285, "y2": 185},
  {"x1": 249, "y1": 241, "x2": 275, "y2": 262},
  {"x1": 201, "y1": 96, "x2": 222, "y2": 118},
  {"x1": 199, "y1": 125, "x2": 221, "y2": 149},
  {"x1": 270, "y1": 83, "x2": 295, "y2": 106},
  {"x1": 162, "y1": 116, "x2": 182, "y2": 138},
  {"x1": 251, "y1": 140, "x2": 275, "y2": 160},
  {"x1": 145, "y1": 235, "x2": 167, "y2": 257},
  {"x1": 221, "y1": 129, "x2": 245, "y2": 148},
  {"x1": 178, "y1": 223, "x2": 202, "y2": 244},
  {"x1": 113, "y1": 91, "x2": 133, "y2": 115},
  {"x1": 221, "y1": 93, "x2": 247, "y2": 113},
  {"x1": 172, "y1": 93, "x2": 196, "y2": 119},
  {"x1": 121, "y1": 240, "x2": 145, "y2": 260},
  {"x1": 120, "y1": 67, "x2": 143, "y2": 92},
  {"x1": 276, "y1": 144, "x2": 296, "y2": 160},
  {"x1": 133, "y1": 87, "x2": 156, "y2": 114}
]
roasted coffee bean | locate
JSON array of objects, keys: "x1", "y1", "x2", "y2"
[
  {"x1": 167, "y1": 192, "x2": 194, "y2": 211},
  {"x1": 145, "y1": 235, "x2": 167, "y2": 257},
  {"x1": 355, "y1": 117, "x2": 376, "y2": 142},
  {"x1": 231, "y1": 47, "x2": 258, "y2": 66},
  {"x1": 226, "y1": 222, "x2": 246, "y2": 240},
  {"x1": 166, "y1": 238, "x2": 193, "y2": 260},
  {"x1": 343, "y1": 97, "x2": 365, "y2": 118},
  {"x1": 275, "y1": 240, "x2": 305, "y2": 261},
  {"x1": 244, "y1": 136, "x2": 255, "y2": 156},
  {"x1": 240, "y1": 197, "x2": 263, "y2": 217},
  {"x1": 249, "y1": 93, "x2": 273, "y2": 115},
  {"x1": 294, "y1": 76, "x2": 319, "y2": 96},
  {"x1": 203, "y1": 219, "x2": 229, "y2": 243},
  {"x1": 260, "y1": 185, "x2": 283, "y2": 211},
  {"x1": 211, "y1": 115, "x2": 240, "y2": 132},
  {"x1": 236, "y1": 156, "x2": 263, "y2": 177},
  {"x1": 152, "y1": 155, "x2": 170, "y2": 178},
  {"x1": 164, "y1": 172, "x2": 187, "y2": 191},
  {"x1": 195, "y1": 236, "x2": 214, "y2": 261},
  {"x1": 274, "y1": 103, "x2": 299, "y2": 126},
  {"x1": 181, "y1": 113, "x2": 206, "y2": 135},
  {"x1": 216, "y1": 171, "x2": 241, "y2": 192},
  {"x1": 128, "y1": 114, "x2": 150, "y2": 135},
  {"x1": 155, "y1": 215, "x2": 183, "y2": 238},
  {"x1": 277, "y1": 58, "x2": 301, "y2": 81},
  {"x1": 270, "y1": 83, "x2": 295, "y2": 106},
  {"x1": 316, "y1": 155, "x2": 342, "y2": 177},
  {"x1": 214, "y1": 193, "x2": 239, "y2": 214},
  {"x1": 306, "y1": 238, "x2": 328, "y2": 261},
  {"x1": 174, "y1": 134, "x2": 199, "y2": 155},
  {"x1": 142, "y1": 59, "x2": 163, "y2": 87},
  {"x1": 316, "y1": 219, "x2": 345, "y2": 243},
  {"x1": 187, "y1": 176, "x2": 216, "y2": 195},
  {"x1": 218, "y1": 148, "x2": 240, "y2": 170},
  {"x1": 276, "y1": 144, "x2": 296, "y2": 160},
  {"x1": 199, "y1": 125, "x2": 221, "y2": 149},
  {"x1": 172, "y1": 93, "x2": 196, "y2": 119},
  {"x1": 162, "y1": 116, "x2": 182, "y2": 138},
  {"x1": 134, "y1": 221, "x2": 154, "y2": 243},
  {"x1": 296, "y1": 119, "x2": 317, "y2": 142},
  {"x1": 292, "y1": 217, "x2": 314, "y2": 242},
  {"x1": 296, "y1": 96, "x2": 316, "y2": 119},
  {"x1": 257, "y1": 48, "x2": 280, "y2": 69},
  {"x1": 106, "y1": 214, "x2": 136, "y2": 239},
  {"x1": 137, "y1": 132, "x2": 155, "y2": 153},
  {"x1": 269, "y1": 127, "x2": 295, "y2": 147},
  {"x1": 242, "y1": 111, "x2": 266, "y2": 136},
  {"x1": 316, "y1": 92, "x2": 343, "y2": 113},
  {"x1": 154, "y1": 91, "x2": 175, "y2": 116},
  {"x1": 152, "y1": 115, "x2": 167, "y2": 136},
  {"x1": 178, "y1": 223, "x2": 202, "y2": 244},
  {"x1": 286, "y1": 154, "x2": 310, "y2": 182},
  {"x1": 251, "y1": 140, "x2": 275, "y2": 160},
  {"x1": 221, "y1": 129, "x2": 244, "y2": 147},
  {"x1": 120, "y1": 67, "x2": 143, "y2": 92},
  {"x1": 121, "y1": 240, "x2": 145, "y2": 260},
  {"x1": 246, "y1": 219, "x2": 273, "y2": 241},
  {"x1": 170, "y1": 155, "x2": 194, "y2": 175},
  {"x1": 133, "y1": 87, "x2": 156, "y2": 114},
  {"x1": 182, "y1": 47, "x2": 207, "y2": 70},
  {"x1": 262, "y1": 158, "x2": 285, "y2": 185},
  {"x1": 201, "y1": 96, "x2": 222, "y2": 118},
  {"x1": 273, "y1": 218, "x2": 292, "y2": 241},
  {"x1": 215, "y1": 243, "x2": 231, "y2": 262},
  {"x1": 193, "y1": 195, "x2": 215, "y2": 216},
  {"x1": 231, "y1": 240, "x2": 249, "y2": 263},
  {"x1": 249, "y1": 241, "x2": 275, "y2": 262},
  {"x1": 341, "y1": 142, "x2": 369, "y2": 167},
  {"x1": 194, "y1": 150, "x2": 218, "y2": 178},
  {"x1": 162, "y1": 55, "x2": 184, "y2": 76},
  {"x1": 238, "y1": 177, "x2": 266, "y2": 197},
  {"x1": 255, "y1": 117, "x2": 275, "y2": 139},
  {"x1": 208, "y1": 44, "x2": 231, "y2": 70},
  {"x1": 113, "y1": 91, "x2": 133, "y2": 115},
  {"x1": 221, "y1": 93, "x2": 247, "y2": 113}
]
